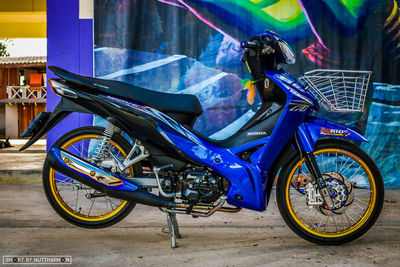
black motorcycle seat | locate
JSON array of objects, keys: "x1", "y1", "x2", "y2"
[{"x1": 49, "y1": 66, "x2": 203, "y2": 117}]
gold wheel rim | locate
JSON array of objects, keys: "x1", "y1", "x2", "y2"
[
  {"x1": 285, "y1": 148, "x2": 377, "y2": 238},
  {"x1": 49, "y1": 134, "x2": 133, "y2": 222}
]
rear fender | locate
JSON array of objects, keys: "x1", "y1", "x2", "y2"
[
  {"x1": 296, "y1": 117, "x2": 368, "y2": 152},
  {"x1": 19, "y1": 98, "x2": 92, "y2": 151}
]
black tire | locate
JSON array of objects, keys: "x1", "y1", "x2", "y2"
[
  {"x1": 43, "y1": 126, "x2": 139, "y2": 228},
  {"x1": 276, "y1": 139, "x2": 384, "y2": 245}
]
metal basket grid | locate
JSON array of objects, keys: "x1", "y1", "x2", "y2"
[{"x1": 298, "y1": 69, "x2": 371, "y2": 112}]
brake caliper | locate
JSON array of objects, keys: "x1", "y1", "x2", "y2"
[{"x1": 306, "y1": 172, "x2": 355, "y2": 215}]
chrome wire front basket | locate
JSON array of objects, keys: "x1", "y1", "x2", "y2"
[{"x1": 298, "y1": 69, "x2": 372, "y2": 112}]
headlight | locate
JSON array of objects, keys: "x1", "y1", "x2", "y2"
[{"x1": 278, "y1": 40, "x2": 296, "y2": 64}]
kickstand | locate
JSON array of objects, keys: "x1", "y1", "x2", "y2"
[{"x1": 163, "y1": 212, "x2": 182, "y2": 248}]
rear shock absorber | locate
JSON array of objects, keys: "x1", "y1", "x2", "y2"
[{"x1": 92, "y1": 123, "x2": 121, "y2": 163}]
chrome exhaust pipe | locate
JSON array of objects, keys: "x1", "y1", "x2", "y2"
[{"x1": 47, "y1": 147, "x2": 176, "y2": 209}]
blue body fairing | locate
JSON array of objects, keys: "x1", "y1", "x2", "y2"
[{"x1": 158, "y1": 122, "x2": 266, "y2": 210}]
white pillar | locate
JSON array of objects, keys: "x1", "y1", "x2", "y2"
[
  {"x1": 0, "y1": 104, "x2": 5, "y2": 136},
  {"x1": 5, "y1": 104, "x2": 18, "y2": 138}
]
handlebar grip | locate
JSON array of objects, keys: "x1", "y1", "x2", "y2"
[{"x1": 240, "y1": 41, "x2": 259, "y2": 49}]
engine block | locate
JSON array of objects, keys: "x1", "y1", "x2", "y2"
[{"x1": 176, "y1": 168, "x2": 229, "y2": 204}]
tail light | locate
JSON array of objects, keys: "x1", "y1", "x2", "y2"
[{"x1": 48, "y1": 79, "x2": 78, "y2": 98}]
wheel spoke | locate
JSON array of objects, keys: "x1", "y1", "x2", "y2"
[
  {"x1": 347, "y1": 208, "x2": 362, "y2": 219},
  {"x1": 354, "y1": 198, "x2": 369, "y2": 206},
  {"x1": 349, "y1": 165, "x2": 362, "y2": 180},
  {"x1": 69, "y1": 144, "x2": 81, "y2": 155},
  {"x1": 88, "y1": 199, "x2": 95, "y2": 216},
  {"x1": 339, "y1": 155, "x2": 350, "y2": 173},
  {"x1": 74, "y1": 188, "x2": 79, "y2": 212},
  {"x1": 335, "y1": 152, "x2": 338, "y2": 173},
  {"x1": 315, "y1": 155, "x2": 324, "y2": 174},
  {"x1": 345, "y1": 212, "x2": 355, "y2": 226},
  {"x1": 341, "y1": 160, "x2": 356, "y2": 176},
  {"x1": 332, "y1": 215, "x2": 339, "y2": 232},
  {"x1": 352, "y1": 201, "x2": 366, "y2": 212}
]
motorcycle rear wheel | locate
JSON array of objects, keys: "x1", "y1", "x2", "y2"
[
  {"x1": 276, "y1": 139, "x2": 384, "y2": 245},
  {"x1": 43, "y1": 126, "x2": 139, "y2": 228}
]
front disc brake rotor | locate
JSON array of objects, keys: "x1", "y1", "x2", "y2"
[{"x1": 316, "y1": 172, "x2": 355, "y2": 215}]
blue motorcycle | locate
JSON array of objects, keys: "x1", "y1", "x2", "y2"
[{"x1": 21, "y1": 31, "x2": 383, "y2": 247}]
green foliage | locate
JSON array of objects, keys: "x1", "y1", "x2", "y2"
[{"x1": 0, "y1": 40, "x2": 11, "y2": 57}]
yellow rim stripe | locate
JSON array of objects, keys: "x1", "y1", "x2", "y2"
[{"x1": 385, "y1": 0, "x2": 398, "y2": 26}]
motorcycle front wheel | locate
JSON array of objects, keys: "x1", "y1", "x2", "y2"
[
  {"x1": 276, "y1": 139, "x2": 384, "y2": 245},
  {"x1": 43, "y1": 126, "x2": 139, "y2": 228}
]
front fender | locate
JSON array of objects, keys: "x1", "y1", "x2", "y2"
[{"x1": 296, "y1": 117, "x2": 367, "y2": 152}]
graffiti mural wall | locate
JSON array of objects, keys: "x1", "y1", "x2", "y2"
[{"x1": 94, "y1": 0, "x2": 400, "y2": 187}]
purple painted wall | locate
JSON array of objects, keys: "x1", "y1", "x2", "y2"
[{"x1": 46, "y1": 0, "x2": 93, "y2": 150}]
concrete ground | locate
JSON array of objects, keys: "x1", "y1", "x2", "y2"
[
  {"x1": 0, "y1": 139, "x2": 45, "y2": 183},
  {"x1": 0, "y1": 139, "x2": 46, "y2": 154},
  {"x1": 1, "y1": 139, "x2": 399, "y2": 266},
  {"x1": 0, "y1": 183, "x2": 399, "y2": 267}
]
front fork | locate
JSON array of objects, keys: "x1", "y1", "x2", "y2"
[{"x1": 303, "y1": 152, "x2": 335, "y2": 209}]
